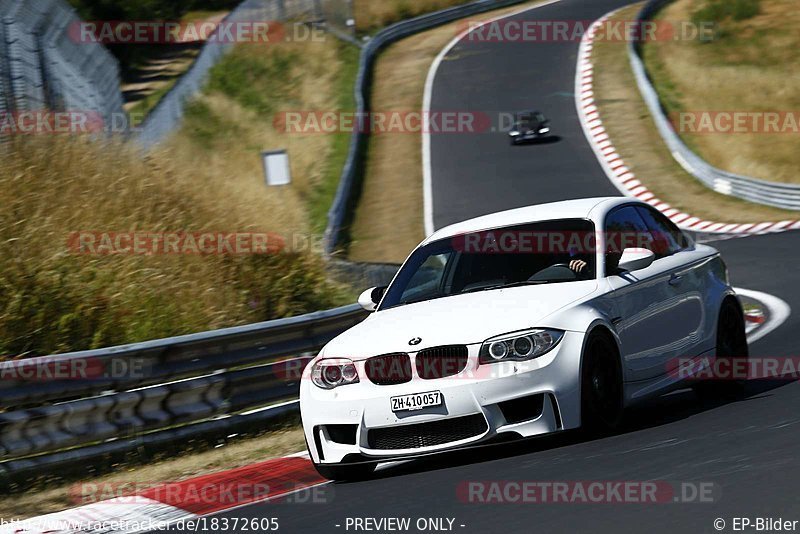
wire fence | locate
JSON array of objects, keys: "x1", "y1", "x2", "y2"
[
  {"x1": 133, "y1": 0, "x2": 354, "y2": 148},
  {"x1": 0, "y1": 0, "x2": 124, "y2": 134}
]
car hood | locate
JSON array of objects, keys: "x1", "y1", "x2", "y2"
[{"x1": 323, "y1": 281, "x2": 599, "y2": 360}]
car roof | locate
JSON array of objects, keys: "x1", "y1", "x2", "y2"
[{"x1": 422, "y1": 197, "x2": 642, "y2": 245}]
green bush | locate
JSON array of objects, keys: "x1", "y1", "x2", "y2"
[
  {"x1": 731, "y1": 0, "x2": 761, "y2": 20},
  {"x1": 206, "y1": 48, "x2": 300, "y2": 115},
  {"x1": 692, "y1": 0, "x2": 761, "y2": 25},
  {"x1": 182, "y1": 100, "x2": 243, "y2": 149}
]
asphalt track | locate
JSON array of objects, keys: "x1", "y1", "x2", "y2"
[{"x1": 172, "y1": 1, "x2": 800, "y2": 532}]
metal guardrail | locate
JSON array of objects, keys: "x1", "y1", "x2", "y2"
[
  {"x1": 630, "y1": 0, "x2": 800, "y2": 211},
  {"x1": 0, "y1": 304, "x2": 367, "y2": 482},
  {"x1": 323, "y1": 0, "x2": 530, "y2": 253}
]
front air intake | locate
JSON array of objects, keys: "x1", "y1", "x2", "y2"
[{"x1": 367, "y1": 414, "x2": 488, "y2": 450}]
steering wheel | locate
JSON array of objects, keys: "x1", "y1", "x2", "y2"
[{"x1": 528, "y1": 263, "x2": 579, "y2": 282}]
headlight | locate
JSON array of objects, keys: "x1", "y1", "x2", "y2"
[
  {"x1": 479, "y1": 329, "x2": 564, "y2": 364},
  {"x1": 539, "y1": 127, "x2": 550, "y2": 133},
  {"x1": 311, "y1": 358, "x2": 359, "y2": 389},
  {"x1": 509, "y1": 131, "x2": 520, "y2": 136}
]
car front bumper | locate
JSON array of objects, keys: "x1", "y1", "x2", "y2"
[
  {"x1": 510, "y1": 131, "x2": 549, "y2": 142},
  {"x1": 300, "y1": 331, "x2": 585, "y2": 465}
]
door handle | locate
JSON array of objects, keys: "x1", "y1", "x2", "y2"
[{"x1": 668, "y1": 274, "x2": 683, "y2": 286}]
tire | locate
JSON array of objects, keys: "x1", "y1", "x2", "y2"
[
  {"x1": 581, "y1": 332, "x2": 624, "y2": 433},
  {"x1": 313, "y1": 461, "x2": 376, "y2": 482},
  {"x1": 694, "y1": 299, "x2": 749, "y2": 398}
]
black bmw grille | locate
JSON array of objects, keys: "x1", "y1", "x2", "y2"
[
  {"x1": 366, "y1": 353, "x2": 412, "y2": 385},
  {"x1": 367, "y1": 414, "x2": 488, "y2": 450},
  {"x1": 415, "y1": 345, "x2": 469, "y2": 379}
]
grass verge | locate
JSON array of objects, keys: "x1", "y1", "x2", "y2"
[
  {"x1": 642, "y1": 0, "x2": 800, "y2": 184},
  {"x1": 353, "y1": 0, "x2": 474, "y2": 35},
  {"x1": 590, "y1": 3, "x2": 797, "y2": 223}
]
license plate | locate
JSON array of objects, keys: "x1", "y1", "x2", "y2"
[{"x1": 391, "y1": 391, "x2": 443, "y2": 412}]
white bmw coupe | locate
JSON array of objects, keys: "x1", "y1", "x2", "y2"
[{"x1": 300, "y1": 197, "x2": 747, "y2": 480}]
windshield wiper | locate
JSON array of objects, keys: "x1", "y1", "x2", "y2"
[
  {"x1": 461, "y1": 281, "x2": 534, "y2": 293},
  {"x1": 461, "y1": 280, "x2": 572, "y2": 294}
]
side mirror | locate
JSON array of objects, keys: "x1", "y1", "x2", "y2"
[
  {"x1": 357, "y1": 286, "x2": 386, "y2": 312},
  {"x1": 617, "y1": 248, "x2": 655, "y2": 272}
]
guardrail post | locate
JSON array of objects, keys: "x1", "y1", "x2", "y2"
[{"x1": 0, "y1": 411, "x2": 33, "y2": 458}]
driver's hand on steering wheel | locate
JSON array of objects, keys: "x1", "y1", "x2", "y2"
[{"x1": 569, "y1": 260, "x2": 588, "y2": 274}]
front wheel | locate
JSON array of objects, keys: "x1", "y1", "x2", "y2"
[
  {"x1": 313, "y1": 461, "x2": 376, "y2": 482},
  {"x1": 581, "y1": 332, "x2": 624, "y2": 433}
]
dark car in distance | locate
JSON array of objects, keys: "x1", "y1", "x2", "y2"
[{"x1": 508, "y1": 110, "x2": 551, "y2": 145}]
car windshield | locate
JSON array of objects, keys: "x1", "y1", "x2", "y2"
[
  {"x1": 515, "y1": 112, "x2": 545, "y2": 129},
  {"x1": 380, "y1": 219, "x2": 596, "y2": 310}
]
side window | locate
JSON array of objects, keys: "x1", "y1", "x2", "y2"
[
  {"x1": 635, "y1": 206, "x2": 690, "y2": 258},
  {"x1": 604, "y1": 206, "x2": 653, "y2": 273}
]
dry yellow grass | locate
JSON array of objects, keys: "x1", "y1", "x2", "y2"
[
  {"x1": 0, "y1": 135, "x2": 346, "y2": 358},
  {"x1": 590, "y1": 3, "x2": 797, "y2": 223},
  {"x1": 0, "y1": 37, "x2": 357, "y2": 358},
  {"x1": 353, "y1": 0, "x2": 473, "y2": 34},
  {"x1": 644, "y1": 0, "x2": 800, "y2": 184},
  {"x1": 0, "y1": 426, "x2": 305, "y2": 520},
  {"x1": 348, "y1": 0, "x2": 551, "y2": 263}
]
